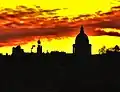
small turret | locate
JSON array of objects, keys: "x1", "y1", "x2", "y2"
[
  {"x1": 37, "y1": 40, "x2": 42, "y2": 55},
  {"x1": 37, "y1": 40, "x2": 41, "y2": 45}
]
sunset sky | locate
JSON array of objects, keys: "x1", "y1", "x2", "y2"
[{"x1": 0, "y1": 0, "x2": 120, "y2": 55}]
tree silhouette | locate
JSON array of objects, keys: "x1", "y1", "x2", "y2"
[
  {"x1": 98, "y1": 46, "x2": 107, "y2": 54},
  {"x1": 99, "y1": 45, "x2": 120, "y2": 54},
  {"x1": 107, "y1": 45, "x2": 120, "y2": 52},
  {"x1": 114, "y1": 45, "x2": 120, "y2": 52}
]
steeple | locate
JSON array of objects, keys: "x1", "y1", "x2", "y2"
[{"x1": 80, "y1": 25, "x2": 84, "y2": 34}]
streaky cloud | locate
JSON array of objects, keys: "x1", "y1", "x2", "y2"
[{"x1": 0, "y1": 5, "x2": 120, "y2": 46}]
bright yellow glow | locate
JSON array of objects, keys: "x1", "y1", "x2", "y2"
[{"x1": 0, "y1": 36, "x2": 120, "y2": 55}]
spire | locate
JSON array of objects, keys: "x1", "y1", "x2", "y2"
[{"x1": 80, "y1": 25, "x2": 84, "y2": 34}]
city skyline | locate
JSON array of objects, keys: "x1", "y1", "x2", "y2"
[
  {"x1": 11, "y1": 26, "x2": 92, "y2": 56},
  {"x1": 1, "y1": 26, "x2": 120, "y2": 55},
  {"x1": 0, "y1": 30, "x2": 120, "y2": 55}
]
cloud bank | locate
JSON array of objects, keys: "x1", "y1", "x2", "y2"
[{"x1": 0, "y1": 5, "x2": 120, "y2": 46}]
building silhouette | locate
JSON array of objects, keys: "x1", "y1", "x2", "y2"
[
  {"x1": 37, "y1": 40, "x2": 42, "y2": 55},
  {"x1": 73, "y1": 25, "x2": 91, "y2": 56},
  {"x1": 12, "y1": 45, "x2": 24, "y2": 56}
]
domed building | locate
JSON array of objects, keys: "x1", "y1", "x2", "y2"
[{"x1": 73, "y1": 26, "x2": 91, "y2": 56}]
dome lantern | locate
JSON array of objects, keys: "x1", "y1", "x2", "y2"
[{"x1": 75, "y1": 25, "x2": 89, "y2": 45}]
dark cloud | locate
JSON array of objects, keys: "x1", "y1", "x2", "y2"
[
  {"x1": 0, "y1": 27, "x2": 77, "y2": 46},
  {"x1": 42, "y1": 8, "x2": 61, "y2": 13},
  {"x1": 111, "y1": 6, "x2": 120, "y2": 9},
  {"x1": 93, "y1": 29, "x2": 120, "y2": 36},
  {"x1": 86, "y1": 18, "x2": 120, "y2": 29},
  {"x1": 0, "y1": 5, "x2": 62, "y2": 20},
  {"x1": 72, "y1": 14, "x2": 92, "y2": 20}
]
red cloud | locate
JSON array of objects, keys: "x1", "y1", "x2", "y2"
[{"x1": 0, "y1": 5, "x2": 120, "y2": 46}]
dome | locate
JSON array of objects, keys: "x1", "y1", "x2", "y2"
[{"x1": 75, "y1": 26, "x2": 89, "y2": 45}]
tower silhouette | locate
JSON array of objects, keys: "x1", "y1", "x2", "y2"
[
  {"x1": 37, "y1": 40, "x2": 42, "y2": 55},
  {"x1": 73, "y1": 25, "x2": 91, "y2": 56}
]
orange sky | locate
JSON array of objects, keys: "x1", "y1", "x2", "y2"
[{"x1": 0, "y1": 0, "x2": 120, "y2": 55}]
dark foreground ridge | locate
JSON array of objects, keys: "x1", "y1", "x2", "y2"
[{"x1": 0, "y1": 53, "x2": 120, "y2": 92}]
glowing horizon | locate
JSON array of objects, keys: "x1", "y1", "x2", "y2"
[{"x1": 0, "y1": 35, "x2": 120, "y2": 55}]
